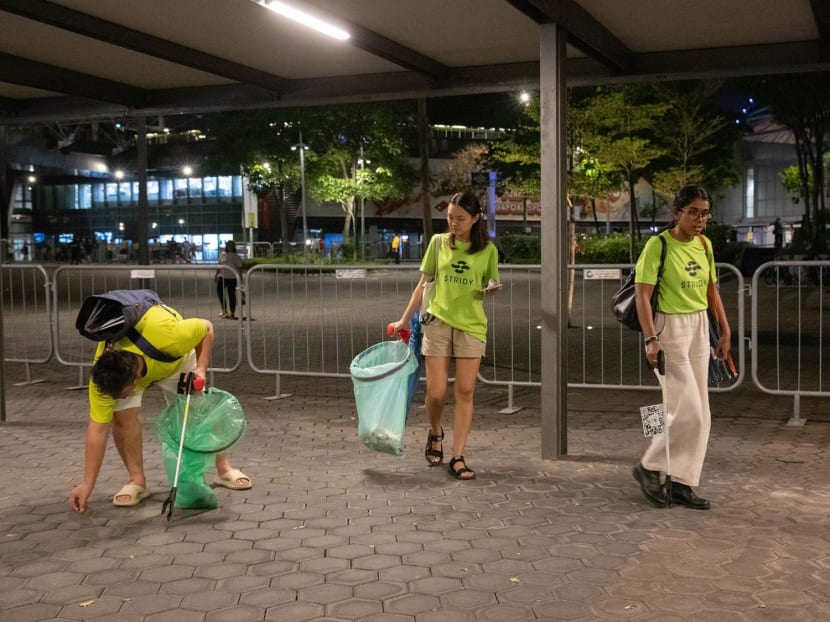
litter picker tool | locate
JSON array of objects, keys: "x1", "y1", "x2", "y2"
[
  {"x1": 162, "y1": 372, "x2": 205, "y2": 521},
  {"x1": 640, "y1": 350, "x2": 671, "y2": 507}
]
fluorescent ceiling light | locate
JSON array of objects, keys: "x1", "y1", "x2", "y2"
[{"x1": 261, "y1": 1, "x2": 350, "y2": 41}]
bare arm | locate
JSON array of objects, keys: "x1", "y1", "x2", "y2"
[
  {"x1": 69, "y1": 419, "x2": 110, "y2": 512},
  {"x1": 635, "y1": 282, "x2": 661, "y2": 367},
  {"x1": 193, "y1": 319, "x2": 214, "y2": 380},
  {"x1": 388, "y1": 272, "x2": 430, "y2": 337}
]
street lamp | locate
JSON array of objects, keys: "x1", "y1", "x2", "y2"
[
  {"x1": 358, "y1": 143, "x2": 371, "y2": 259},
  {"x1": 291, "y1": 131, "x2": 309, "y2": 259}
]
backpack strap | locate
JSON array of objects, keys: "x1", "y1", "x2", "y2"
[
  {"x1": 653, "y1": 232, "x2": 668, "y2": 309},
  {"x1": 124, "y1": 328, "x2": 179, "y2": 363},
  {"x1": 656, "y1": 232, "x2": 668, "y2": 281}
]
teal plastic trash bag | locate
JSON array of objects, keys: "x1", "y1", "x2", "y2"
[
  {"x1": 350, "y1": 340, "x2": 418, "y2": 456},
  {"x1": 154, "y1": 388, "x2": 246, "y2": 509}
]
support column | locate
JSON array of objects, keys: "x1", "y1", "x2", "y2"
[
  {"x1": 135, "y1": 116, "x2": 149, "y2": 265},
  {"x1": 539, "y1": 23, "x2": 568, "y2": 458}
]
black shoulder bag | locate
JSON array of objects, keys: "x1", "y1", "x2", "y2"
[{"x1": 611, "y1": 233, "x2": 667, "y2": 333}]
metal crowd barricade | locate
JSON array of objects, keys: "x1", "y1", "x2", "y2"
[
  {"x1": 251, "y1": 241, "x2": 273, "y2": 258},
  {"x1": 52, "y1": 265, "x2": 243, "y2": 389},
  {"x1": 245, "y1": 263, "x2": 421, "y2": 399},
  {"x1": 478, "y1": 263, "x2": 746, "y2": 412},
  {"x1": 1, "y1": 264, "x2": 52, "y2": 385},
  {"x1": 751, "y1": 260, "x2": 830, "y2": 426}
]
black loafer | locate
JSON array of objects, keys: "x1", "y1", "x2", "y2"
[
  {"x1": 671, "y1": 484, "x2": 710, "y2": 510},
  {"x1": 632, "y1": 463, "x2": 665, "y2": 507}
]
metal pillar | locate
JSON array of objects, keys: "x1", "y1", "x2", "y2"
[{"x1": 539, "y1": 23, "x2": 568, "y2": 458}]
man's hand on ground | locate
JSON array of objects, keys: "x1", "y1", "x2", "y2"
[{"x1": 69, "y1": 482, "x2": 92, "y2": 512}]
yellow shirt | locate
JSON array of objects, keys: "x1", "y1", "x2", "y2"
[{"x1": 88, "y1": 305, "x2": 208, "y2": 423}]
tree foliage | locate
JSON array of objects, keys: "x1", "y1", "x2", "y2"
[
  {"x1": 650, "y1": 80, "x2": 741, "y2": 196},
  {"x1": 759, "y1": 72, "x2": 830, "y2": 254},
  {"x1": 206, "y1": 102, "x2": 418, "y2": 254}
]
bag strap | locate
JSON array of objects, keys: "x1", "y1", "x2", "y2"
[
  {"x1": 123, "y1": 328, "x2": 179, "y2": 363},
  {"x1": 697, "y1": 234, "x2": 708, "y2": 258},
  {"x1": 654, "y1": 232, "x2": 668, "y2": 295},
  {"x1": 429, "y1": 234, "x2": 440, "y2": 279}
]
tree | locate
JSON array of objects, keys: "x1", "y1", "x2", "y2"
[
  {"x1": 206, "y1": 110, "x2": 303, "y2": 256},
  {"x1": 302, "y1": 102, "x2": 418, "y2": 255},
  {"x1": 207, "y1": 102, "x2": 418, "y2": 258},
  {"x1": 567, "y1": 102, "x2": 624, "y2": 234},
  {"x1": 650, "y1": 80, "x2": 740, "y2": 197},
  {"x1": 244, "y1": 159, "x2": 301, "y2": 257},
  {"x1": 577, "y1": 86, "x2": 669, "y2": 261},
  {"x1": 488, "y1": 96, "x2": 541, "y2": 199},
  {"x1": 758, "y1": 73, "x2": 830, "y2": 254},
  {"x1": 432, "y1": 144, "x2": 488, "y2": 196}
]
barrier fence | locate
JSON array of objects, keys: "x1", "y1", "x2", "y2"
[
  {"x1": 3, "y1": 260, "x2": 827, "y2": 423},
  {"x1": 0, "y1": 264, "x2": 52, "y2": 386},
  {"x1": 751, "y1": 260, "x2": 829, "y2": 425},
  {"x1": 50, "y1": 265, "x2": 243, "y2": 388}
]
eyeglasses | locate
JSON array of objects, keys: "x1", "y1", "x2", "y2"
[{"x1": 680, "y1": 208, "x2": 712, "y2": 221}]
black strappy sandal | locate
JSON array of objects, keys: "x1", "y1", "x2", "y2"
[
  {"x1": 424, "y1": 427, "x2": 444, "y2": 466},
  {"x1": 448, "y1": 456, "x2": 476, "y2": 480}
]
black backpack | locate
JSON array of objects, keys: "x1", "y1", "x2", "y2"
[{"x1": 76, "y1": 289, "x2": 179, "y2": 363}]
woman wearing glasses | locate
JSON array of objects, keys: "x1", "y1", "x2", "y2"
[{"x1": 631, "y1": 184, "x2": 731, "y2": 510}]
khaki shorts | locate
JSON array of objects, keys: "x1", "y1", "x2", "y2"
[{"x1": 422, "y1": 318, "x2": 485, "y2": 358}]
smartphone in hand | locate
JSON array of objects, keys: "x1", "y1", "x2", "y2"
[{"x1": 480, "y1": 282, "x2": 503, "y2": 293}]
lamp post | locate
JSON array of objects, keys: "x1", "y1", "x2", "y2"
[
  {"x1": 358, "y1": 143, "x2": 370, "y2": 259},
  {"x1": 291, "y1": 131, "x2": 309, "y2": 259}
]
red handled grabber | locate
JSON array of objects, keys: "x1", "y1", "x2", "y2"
[{"x1": 162, "y1": 372, "x2": 205, "y2": 521}]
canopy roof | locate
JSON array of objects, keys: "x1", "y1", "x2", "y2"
[{"x1": 1, "y1": 0, "x2": 828, "y2": 124}]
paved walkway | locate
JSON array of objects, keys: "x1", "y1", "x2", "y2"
[{"x1": 0, "y1": 362, "x2": 828, "y2": 621}]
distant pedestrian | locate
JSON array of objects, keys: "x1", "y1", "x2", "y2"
[
  {"x1": 772, "y1": 218, "x2": 783, "y2": 251},
  {"x1": 391, "y1": 232, "x2": 401, "y2": 264},
  {"x1": 215, "y1": 241, "x2": 243, "y2": 319}
]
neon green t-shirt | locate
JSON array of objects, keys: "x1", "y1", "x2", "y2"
[
  {"x1": 635, "y1": 231, "x2": 716, "y2": 314},
  {"x1": 420, "y1": 234, "x2": 500, "y2": 342},
  {"x1": 88, "y1": 305, "x2": 209, "y2": 423}
]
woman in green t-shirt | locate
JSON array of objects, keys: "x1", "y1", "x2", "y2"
[
  {"x1": 389, "y1": 192, "x2": 500, "y2": 480},
  {"x1": 632, "y1": 185, "x2": 732, "y2": 510}
]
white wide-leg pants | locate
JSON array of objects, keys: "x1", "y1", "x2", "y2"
[{"x1": 641, "y1": 310, "x2": 711, "y2": 487}]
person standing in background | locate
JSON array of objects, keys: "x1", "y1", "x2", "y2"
[
  {"x1": 391, "y1": 232, "x2": 401, "y2": 264},
  {"x1": 215, "y1": 241, "x2": 243, "y2": 319}
]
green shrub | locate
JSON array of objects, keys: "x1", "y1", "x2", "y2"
[
  {"x1": 576, "y1": 233, "x2": 643, "y2": 264},
  {"x1": 498, "y1": 224, "x2": 747, "y2": 266},
  {"x1": 496, "y1": 233, "x2": 541, "y2": 264}
]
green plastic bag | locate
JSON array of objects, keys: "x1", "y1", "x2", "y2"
[
  {"x1": 350, "y1": 340, "x2": 418, "y2": 456},
  {"x1": 154, "y1": 388, "x2": 246, "y2": 509}
]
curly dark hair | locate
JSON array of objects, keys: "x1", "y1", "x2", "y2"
[{"x1": 91, "y1": 350, "x2": 141, "y2": 399}]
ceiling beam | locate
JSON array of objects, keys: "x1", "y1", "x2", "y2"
[
  {"x1": 634, "y1": 40, "x2": 830, "y2": 80},
  {"x1": 0, "y1": 53, "x2": 147, "y2": 107},
  {"x1": 341, "y1": 22, "x2": 450, "y2": 79},
  {"x1": 0, "y1": 0, "x2": 290, "y2": 93},
  {"x1": 505, "y1": 0, "x2": 633, "y2": 73},
  {"x1": 3, "y1": 40, "x2": 830, "y2": 125}
]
